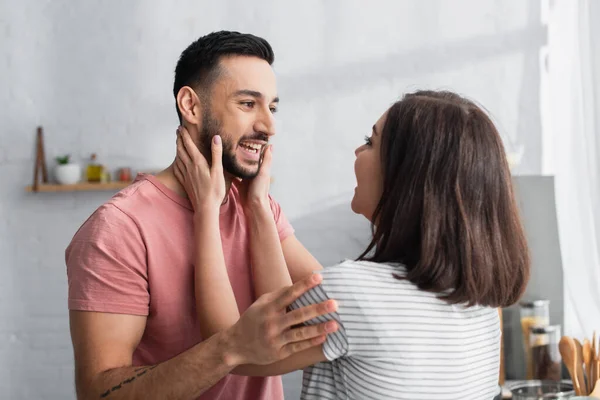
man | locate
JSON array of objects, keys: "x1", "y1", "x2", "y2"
[{"x1": 67, "y1": 31, "x2": 328, "y2": 400}]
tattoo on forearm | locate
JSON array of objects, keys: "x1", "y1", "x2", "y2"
[{"x1": 100, "y1": 365, "x2": 158, "y2": 398}]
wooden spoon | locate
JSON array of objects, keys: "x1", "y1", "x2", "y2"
[
  {"x1": 585, "y1": 339, "x2": 593, "y2": 392},
  {"x1": 591, "y1": 377, "x2": 600, "y2": 398},
  {"x1": 575, "y1": 338, "x2": 589, "y2": 394},
  {"x1": 561, "y1": 336, "x2": 583, "y2": 395},
  {"x1": 595, "y1": 360, "x2": 600, "y2": 391}
]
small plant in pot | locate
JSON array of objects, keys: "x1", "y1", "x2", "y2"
[{"x1": 54, "y1": 154, "x2": 81, "y2": 185}]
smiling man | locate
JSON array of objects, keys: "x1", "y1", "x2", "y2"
[{"x1": 66, "y1": 31, "x2": 325, "y2": 400}]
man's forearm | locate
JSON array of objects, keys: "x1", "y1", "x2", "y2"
[
  {"x1": 247, "y1": 204, "x2": 292, "y2": 297},
  {"x1": 82, "y1": 331, "x2": 239, "y2": 400}
]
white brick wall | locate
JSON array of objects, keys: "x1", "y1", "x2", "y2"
[{"x1": 0, "y1": 1, "x2": 544, "y2": 398}]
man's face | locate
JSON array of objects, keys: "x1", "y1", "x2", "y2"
[{"x1": 200, "y1": 55, "x2": 278, "y2": 179}]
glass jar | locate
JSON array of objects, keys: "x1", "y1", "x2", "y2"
[
  {"x1": 118, "y1": 167, "x2": 132, "y2": 182},
  {"x1": 530, "y1": 325, "x2": 562, "y2": 381},
  {"x1": 520, "y1": 300, "x2": 550, "y2": 379},
  {"x1": 86, "y1": 153, "x2": 104, "y2": 183}
]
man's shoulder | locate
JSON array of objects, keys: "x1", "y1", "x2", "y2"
[
  {"x1": 69, "y1": 202, "x2": 140, "y2": 249},
  {"x1": 106, "y1": 176, "x2": 158, "y2": 213},
  {"x1": 72, "y1": 177, "x2": 160, "y2": 238}
]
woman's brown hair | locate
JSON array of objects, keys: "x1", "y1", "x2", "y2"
[{"x1": 358, "y1": 90, "x2": 530, "y2": 308}]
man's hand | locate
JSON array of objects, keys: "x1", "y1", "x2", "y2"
[
  {"x1": 223, "y1": 273, "x2": 338, "y2": 366},
  {"x1": 69, "y1": 275, "x2": 337, "y2": 400},
  {"x1": 174, "y1": 126, "x2": 225, "y2": 211}
]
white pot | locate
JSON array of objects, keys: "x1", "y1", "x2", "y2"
[{"x1": 54, "y1": 163, "x2": 81, "y2": 185}]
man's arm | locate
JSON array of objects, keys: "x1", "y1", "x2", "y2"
[
  {"x1": 70, "y1": 274, "x2": 336, "y2": 400},
  {"x1": 70, "y1": 311, "x2": 238, "y2": 400}
]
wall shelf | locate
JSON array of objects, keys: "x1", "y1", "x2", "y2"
[
  {"x1": 27, "y1": 127, "x2": 132, "y2": 193},
  {"x1": 26, "y1": 182, "x2": 130, "y2": 192}
]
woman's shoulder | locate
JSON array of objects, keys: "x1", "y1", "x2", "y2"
[
  {"x1": 327, "y1": 258, "x2": 405, "y2": 271},
  {"x1": 320, "y1": 259, "x2": 408, "y2": 284},
  {"x1": 320, "y1": 261, "x2": 498, "y2": 311}
]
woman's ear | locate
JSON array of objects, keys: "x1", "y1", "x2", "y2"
[{"x1": 176, "y1": 86, "x2": 202, "y2": 125}]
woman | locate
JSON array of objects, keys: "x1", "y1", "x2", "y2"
[{"x1": 175, "y1": 90, "x2": 530, "y2": 400}]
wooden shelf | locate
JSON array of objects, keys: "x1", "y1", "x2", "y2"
[{"x1": 26, "y1": 182, "x2": 131, "y2": 192}]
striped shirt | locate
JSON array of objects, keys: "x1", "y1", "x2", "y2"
[{"x1": 291, "y1": 260, "x2": 501, "y2": 400}]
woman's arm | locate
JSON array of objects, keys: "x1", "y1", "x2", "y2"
[
  {"x1": 240, "y1": 145, "x2": 293, "y2": 297},
  {"x1": 174, "y1": 130, "x2": 239, "y2": 337},
  {"x1": 192, "y1": 207, "x2": 240, "y2": 333},
  {"x1": 233, "y1": 345, "x2": 327, "y2": 376},
  {"x1": 247, "y1": 205, "x2": 292, "y2": 296}
]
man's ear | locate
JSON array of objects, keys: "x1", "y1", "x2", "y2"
[{"x1": 176, "y1": 86, "x2": 203, "y2": 125}]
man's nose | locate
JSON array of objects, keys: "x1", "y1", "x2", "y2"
[{"x1": 254, "y1": 108, "x2": 276, "y2": 138}]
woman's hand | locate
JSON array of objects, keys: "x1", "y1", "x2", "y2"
[
  {"x1": 174, "y1": 126, "x2": 225, "y2": 213},
  {"x1": 236, "y1": 144, "x2": 273, "y2": 211}
]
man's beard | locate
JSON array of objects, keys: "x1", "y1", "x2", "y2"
[{"x1": 201, "y1": 109, "x2": 266, "y2": 179}]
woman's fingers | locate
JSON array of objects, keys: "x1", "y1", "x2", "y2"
[
  {"x1": 179, "y1": 126, "x2": 206, "y2": 167},
  {"x1": 258, "y1": 145, "x2": 273, "y2": 178},
  {"x1": 176, "y1": 132, "x2": 192, "y2": 168},
  {"x1": 211, "y1": 135, "x2": 224, "y2": 175},
  {"x1": 174, "y1": 158, "x2": 184, "y2": 184},
  {"x1": 175, "y1": 157, "x2": 186, "y2": 179}
]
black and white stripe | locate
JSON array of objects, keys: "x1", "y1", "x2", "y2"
[{"x1": 291, "y1": 260, "x2": 501, "y2": 400}]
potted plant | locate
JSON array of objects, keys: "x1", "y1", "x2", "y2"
[{"x1": 54, "y1": 154, "x2": 81, "y2": 185}]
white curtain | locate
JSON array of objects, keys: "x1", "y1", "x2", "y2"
[{"x1": 546, "y1": 0, "x2": 600, "y2": 339}]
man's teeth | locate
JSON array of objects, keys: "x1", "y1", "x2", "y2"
[{"x1": 240, "y1": 142, "x2": 262, "y2": 153}]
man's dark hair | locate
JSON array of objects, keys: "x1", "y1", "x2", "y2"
[
  {"x1": 358, "y1": 90, "x2": 530, "y2": 308},
  {"x1": 173, "y1": 31, "x2": 275, "y2": 122}
]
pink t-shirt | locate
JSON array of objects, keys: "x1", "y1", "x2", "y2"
[{"x1": 66, "y1": 174, "x2": 294, "y2": 400}]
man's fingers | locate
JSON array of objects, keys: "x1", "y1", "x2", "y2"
[
  {"x1": 282, "y1": 300, "x2": 337, "y2": 329},
  {"x1": 273, "y1": 274, "x2": 323, "y2": 311},
  {"x1": 280, "y1": 335, "x2": 327, "y2": 358},
  {"x1": 211, "y1": 135, "x2": 223, "y2": 173},
  {"x1": 179, "y1": 126, "x2": 206, "y2": 167},
  {"x1": 282, "y1": 321, "x2": 338, "y2": 345}
]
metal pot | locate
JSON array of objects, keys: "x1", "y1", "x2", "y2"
[{"x1": 509, "y1": 380, "x2": 575, "y2": 399}]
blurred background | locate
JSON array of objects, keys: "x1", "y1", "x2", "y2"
[{"x1": 1, "y1": 0, "x2": 599, "y2": 398}]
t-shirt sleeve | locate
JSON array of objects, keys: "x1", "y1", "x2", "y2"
[
  {"x1": 268, "y1": 195, "x2": 295, "y2": 242},
  {"x1": 65, "y1": 204, "x2": 149, "y2": 316},
  {"x1": 291, "y1": 280, "x2": 349, "y2": 361}
]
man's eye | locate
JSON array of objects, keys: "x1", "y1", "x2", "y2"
[
  {"x1": 241, "y1": 101, "x2": 255, "y2": 108},
  {"x1": 270, "y1": 107, "x2": 278, "y2": 114}
]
